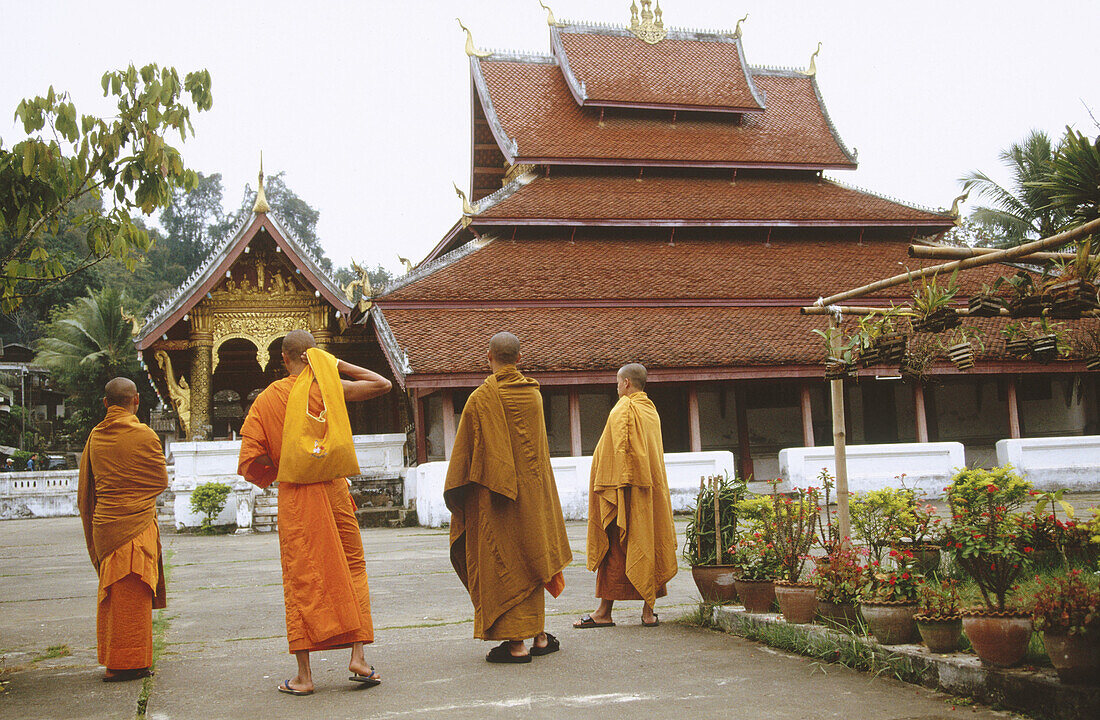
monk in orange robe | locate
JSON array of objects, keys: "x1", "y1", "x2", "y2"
[
  {"x1": 78, "y1": 377, "x2": 169, "y2": 682},
  {"x1": 445, "y1": 332, "x2": 572, "y2": 663},
  {"x1": 237, "y1": 330, "x2": 392, "y2": 695},
  {"x1": 574, "y1": 363, "x2": 677, "y2": 629}
]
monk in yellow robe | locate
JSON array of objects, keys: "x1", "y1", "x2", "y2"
[
  {"x1": 575, "y1": 363, "x2": 677, "y2": 629},
  {"x1": 78, "y1": 377, "x2": 169, "y2": 681},
  {"x1": 237, "y1": 330, "x2": 392, "y2": 695},
  {"x1": 445, "y1": 332, "x2": 572, "y2": 663}
]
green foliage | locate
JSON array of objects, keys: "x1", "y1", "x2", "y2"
[
  {"x1": 1028, "y1": 570, "x2": 1100, "y2": 637},
  {"x1": 849, "y1": 488, "x2": 914, "y2": 565},
  {"x1": 916, "y1": 578, "x2": 961, "y2": 618},
  {"x1": 729, "y1": 532, "x2": 784, "y2": 581},
  {"x1": 1032, "y1": 127, "x2": 1100, "y2": 228},
  {"x1": 190, "y1": 482, "x2": 231, "y2": 530},
  {"x1": 762, "y1": 483, "x2": 820, "y2": 583},
  {"x1": 0, "y1": 64, "x2": 212, "y2": 312},
  {"x1": 683, "y1": 473, "x2": 747, "y2": 566},
  {"x1": 865, "y1": 548, "x2": 922, "y2": 603},
  {"x1": 908, "y1": 269, "x2": 959, "y2": 317},
  {"x1": 810, "y1": 545, "x2": 868, "y2": 604}
]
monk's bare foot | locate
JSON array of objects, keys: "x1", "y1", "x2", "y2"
[
  {"x1": 533, "y1": 632, "x2": 548, "y2": 649},
  {"x1": 507, "y1": 640, "x2": 529, "y2": 657},
  {"x1": 574, "y1": 611, "x2": 613, "y2": 627},
  {"x1": 286, "y1": 675, "x2": 314, "y2": 694},
  {"x1": 349, "y1": 659, "x2": 380, "y2": 680}
]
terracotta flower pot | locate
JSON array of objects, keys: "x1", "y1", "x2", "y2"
[
  {"x1": 1042, "y1": 632, "x2": 1100, "y2": 684},
  {"x1": 775, "y1": 582, "x2": 817, "y2": 624},
  {"x1": 860, "y1": 601, "x2": 918, "y2": 644},
  {"x1": 961, "y1": 611, "x2": 1032, "y2": 667},
  {"x1": 817, "y1": 600, "x2": 860, "y2": 631},
  {"x1": 733, "y1": 578, "x2": 776, "y2": 613},
  {"x1": 690, "y1": 565, "x2": 739, "y2": 604},
  {"x1": 915, "y1": 614, "x2": 963, "y2": 653}
]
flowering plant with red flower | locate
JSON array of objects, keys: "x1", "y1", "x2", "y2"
[
  {"x1": 810, "y1": 543, "x2": 868, "y2": 604},
  {"x1": 759, "y1": 481, "x2": 820, "y2": 583},
  {"x1": 728, "y1": 532, "x2": 784, "y2": 581},
  {"x1": 916, "y1": 578, "x2": 961, "y2": 618},
  {"x1": 1029, "y1": 570, "x2": 1100, "y2": 637},
  {"x1": 864, "y1": 548, "x2": 923, "y2": 603}
]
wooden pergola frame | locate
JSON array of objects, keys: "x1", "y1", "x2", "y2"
[{"x1": 799, "y1": 217, "x2": 1100, "y2": 544}]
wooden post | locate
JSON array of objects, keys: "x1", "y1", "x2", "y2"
[
  {"x1": 733, "y1": 383, "x2": 753, "y2": 479},
  {"x1": 414, "y1": 391, "x2": 428, "y2": 465},
  {"x1": 800, "y1": 382, "x2": 815, "y2": 447},
  {"x1": 913, "y1": 383, "x2": 929, "y2": 443},
  {"x1": 695, "y1": 477, "x2": 705, "y2": 561},
  {"x1": 1007, "y1": 377, "x2": 1021, "y2": 439},
  {"x1": 687, "y1": 384, "x2": 702, "y2": 453},
  {"x1": 829, "y1": 316, "x2": 851, "y2": 546},
  {"x1": 441, "y1": 390, "x2": 456, "y2": 460},
  {"x1": 712, "y1": 474, "x2": 722, "y2": 564},
  {"x1": 568, "y1": 388, "x2": 582, "y2": 457}
]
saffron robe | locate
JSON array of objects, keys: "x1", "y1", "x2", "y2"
[
  {"x1": 444, "y1": 366, "x2": 572, "y2": 640},
  {"x1": 586, "y1": 392, "x2": 678, "y2": 607},
  {"x1": 238, "y1": 373, "x2": 374, "y2": 653},
  {"x1": 78, "y1": 406, "x2": 169, "y2": 669}
]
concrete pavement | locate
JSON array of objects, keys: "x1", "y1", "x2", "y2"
[{"x1": 1, "y1": 517, "x2": 1022, "y2": 720}]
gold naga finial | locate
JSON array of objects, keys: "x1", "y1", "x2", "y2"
[
  {"x1": 453, "y1": 181, "x2": 480, "y2": 216},
  {"x1": 630, "y1": 0, "x2": 666, "y2": 45},
  {"x1": 538, "y1": 1, "x2": 560, "y2": 27},
  {"x1": 732, "y1": 13, "x2": 749, "y2": 39},
  {"x1": 950, "y1": 190, "x2": 970, "y2": 226},
  {"x1": 457, "y1": 18, "x2": 491, "y2": 58},
  {"x1": 397, "y1": 254, "x2": 415, "y2": 274},
  {"x1": 803, "y1": 42, "x2": 822, "y2": 77},
  {"x1": 342, "y1": 259, "x2": 374, "y2": 304},
  {"x1": 120, "y1": 309, "x2": 145, "y2": 338},
  {"x1": 253, "y1": 152, "x2": 270, "y2": 213}
]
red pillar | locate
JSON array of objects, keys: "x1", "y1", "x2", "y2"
[
  {"x1": 568, "y1": 388, "x2": 582, "y2": 457},
  {"x1": 441, "y1": 390, "x2": 456, "y2": 460},
  {"x1": 1007, "y1": 377, "x2": 1021, "y2": 439},
  {"x1": 734, "y1": 383, "x2": 753, "y2": 480},
  {"x1": 800, "y1": 382, "x2": 815, "y2": 447},
  {"x1": 913, "y1": 383, "x2": 929, "y2": 443},
  {"x1": 687, "y1": 384, "x2": 702, "y2": 453}
]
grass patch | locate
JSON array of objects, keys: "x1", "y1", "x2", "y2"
[
  {"x1": 32, "y1": 644, "x2": 70, "y2": 662},
  {"x1": 136, "y1": 551, "x2": 175, "y2": 719},
  {"x1": 676, "y1": 602, "x2": 719, "y2": 629}
]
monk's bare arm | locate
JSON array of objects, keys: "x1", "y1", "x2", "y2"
[{"x1": 337, "y1": 359, "x2": 392, "y2": 401}]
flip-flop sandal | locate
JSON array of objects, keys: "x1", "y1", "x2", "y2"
[
  {"x1": 642, "y1": 614, "x2": 660, "y2": 627},
  {"x1": 530, "y1": 632, "x2": 560, "y2": 656},
  {"x1": 278, "y1": 679, "x2": 314, "y2": 696},
  {"x1": 349, "y1": 666, "x2": 382, "y2": 687},
  {"x1": 103, "y1": 668, "x2": 153, "y2": 683},
  {"x1": 486, "y1": 642, "x2": 532, "y2": 664},
  {"x1": 573, "y1": 614, "x2": 615, "y2": 629}
]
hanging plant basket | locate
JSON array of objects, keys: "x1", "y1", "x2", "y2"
[
  {"x1": 1087, "y1": 354, "x2": 1100, "y2": 372},
  {"x1": 913, "y1": 307, "x2": 960, "y2": 333},
  {"x1": 967, "y1": 294, "x2": 1006, "y2": 317},
  {"x1": 1030, "y1": 334, "x2": 1058, "y2": 362},
  {"x1": 824, "y1": 357, "x2": 851, "y2": 380},
  {"x1": 1004, "y1": 338, "x2": 1031, "y2": 359},
  {"x1": 946, "y1": 341, "x2": 974, "y2": 370},
  {"x1": 898, "y1": 357, "x2": 924, "y2": 382},
  {"x1": 1007, "y1": 295, "x2": 1045, "y2": 318},
  {"x1": 875, "y1": 333, "x2": 907, "y2": 363},
  {"x1": 858, "y1": 345, "x2": 881, "y2": 368}
]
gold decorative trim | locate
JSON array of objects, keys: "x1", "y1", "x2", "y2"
[
  {"x1": 253, "y1": 152, "x2": 270, "y2": 214},
  {"x1": 155, "y1": 350, "x2": 191, "y2": 439},
  {"x1": 630, "y1": 0, "x2": 666, "y2": 45},
  {"x1": 538, "y1": 1, "x2": 561, "y2": 27},
  {"x1": 732, "y1": 13, "x2": 748, "y2": 39},
  {"x1": 803, "y1": 42, "x2": 822, "y2": 77},
  {"x1": 457, "y1": 18, "x2": 491, "y2": 58}
]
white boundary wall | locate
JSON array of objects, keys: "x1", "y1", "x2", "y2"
[
  {"x1": 779, "y1": 442, "x2": 967, "y2": 497},
  {"x1": 0, "y1": 470, "x2": 80, "y2": 519},
  {"x1": 996, "y1": 435, "x2": 1100, "y2": 492},
  {"x1": 409, "y1": 450, "x2": 735, "y2": 528}
]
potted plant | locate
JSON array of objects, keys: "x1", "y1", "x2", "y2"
[
  {"x1": 860, "y1": 549, "x2": 922, "y2": 644},
  {"x1": 1029, "y1": 569, "x2": 1100, "y2": 683},
  {"x1": 1018, "y1": 489, "x2": 1096, "y2": 569},
  {"x1": 967, "y1": 281, "x2": 1007, "y2": 317},
  {"x1": 898, "y1": 332, "x2": 937, "y2": 382},
  {"x1": 1044, "y1": 241, "x2": 1100, "y2": 318},
  {"x1": 938, "y1": 326, "x2": 984, "y2": 371},
  {"x1": 1001, "y1": 321, "x2": 1031, "y2": 359},
  {"x1": 849, "y1": 488, "x2": 912, "y2": 566},
  {"x1": 1069, "y1": 326, "x2": 1100, "y2": 371},
  {"x1": 857, "y1": 307, "x2": 908, "y2": 365},
  {"x1": 811, "y1": 544, "x2": 868, "y2": 631},
  {"x1": 813, "y1": 470, "x2": 842, "y2": 555},
  {"x1": 767, "y1": 483, "x2": 821, "y2": 624},
  {"x1": 893, "y1": 486, "x2": 944, "y2": 576},
  {"x1": 914, "y1": 578, "x2": 963, "y2": 653},
  {"x1": 1025, "y1": 317, "x2": 1068, "y2": 363},
  {"x1": 999, "y1": 271, "x2": 1045, "y2": 318},
  {"x1": 684, "y1": 473, "x2": 746, "y2": 604},
  {"x1": 729, "y1": 532, "x2": 783, "y2": 613},
  {"x1": 909, "y1": 270, "x2": 961, "y2": 333},
  {"x1": 813, "y1": 327, "x2": 858, "y2": 380},
  {"x1": 943, "y1": 466, "x2": 1034, "y2": 667}
]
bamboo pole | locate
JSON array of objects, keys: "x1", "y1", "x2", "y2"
[
  {"x1": 713, "y1": 474, "x2": 723, "y2": 564},
  {"x1": 695, "y1": 477, "x2": 705, "y2": 561},
  {"x1": 828, "y1": 314, "x2": 852, "y2": 547},
  {"x1": 814, "y1": 218, "x2": 1100, "y2": 308},
  {"x1": 908, "y1": 245, "x2": 1084, "y2": 263},
  {"x1": 800, "y1": 304, "x2": 1100, "y2": 318}
]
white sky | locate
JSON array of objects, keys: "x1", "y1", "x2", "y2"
[{"x1": 2, "y1": 1, "x2": 1097, "y2": 274}]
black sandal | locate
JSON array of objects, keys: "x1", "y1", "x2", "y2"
[
  {"x1": 530, "y1": 632, "x2": 560, "y2": 656},
  {"x1": 486, "y1": 642, "x2": 532, "y2": 663}
]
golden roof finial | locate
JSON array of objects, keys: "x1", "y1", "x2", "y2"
[
  {"x1": 457, "y1": 18, "x2": 491, "y2": 58},
  {"x1": 733, "y1": 13, "x2": 749, "y2": 39},
  {"x1": 950, "y1": 190, "x2": 970, "y2": 226},
  {"x1": 538, "y1": 1, "x2": 560, "y2": 27},
  {"x1": 253, "y1": 152, "x2": 270, "y2": 213},
  {"x1": 453, "y1": 182, "x2": 480, "y2": 216},
  {"x1": 804, "y1": 42, "x2": 822, "y2": 77},
  {"x1": 630, "y1": 0, "x2": 666, "y2": 44}
]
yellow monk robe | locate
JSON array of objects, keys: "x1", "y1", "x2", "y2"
[
  {"x1": 78, "y1": 406, "x2": 169, "y2": 670},
  {"x1": 444, "y1": 365, "x2": 572, "y2": 640},
  {"x1": 586, "y1": 391, "x2": 678, "y2": 607},
  {"x1": 238, "y1": 372, "x2": 374, "y2": 653}
]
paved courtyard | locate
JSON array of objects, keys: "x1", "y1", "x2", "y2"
[{"x1": 0, "y1": 516, "x2": 1023, "y2": 720}]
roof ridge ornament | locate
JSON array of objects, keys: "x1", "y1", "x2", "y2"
[
  {"x1": 457, "y1": 18, "x2": 491, "y2": 58},
  {"x1": 253, "y1": 152, "x2": 270, "y2": 213},
  {"x1": 453, "y1": 182, "x2": 480, "y2": 227},
  {"x1": 803, "y1": 42, "x2": 822, "y2": 77},
  {"x1": 538, "y1": 1, "x2": 561, "y2": 28},
  {"x1": 950, "y1": 190, "x2": 969, "y2": 226},
  {"x1": 630, "y1": 0, "x2": 666, "y2": 45},
  {"x1": 732, "y1": 13, "x2": 748, "y2": 39}
]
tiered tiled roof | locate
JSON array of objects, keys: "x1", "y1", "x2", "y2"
[{"x1": 551, "y1": 24, "x2": 765, "y2": 112}]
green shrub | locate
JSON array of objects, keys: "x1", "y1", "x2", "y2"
[
  {"x1": 849, "y1": 488, "x2": 913, "y2": 565},
  {"x1": 190, "y1": 482, "x2": 232, "y2": 531}
]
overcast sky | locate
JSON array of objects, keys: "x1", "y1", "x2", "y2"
[{"x1": 2, "y1": 1, "x2": 1097, "y2": 274}]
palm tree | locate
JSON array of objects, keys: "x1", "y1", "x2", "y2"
[
  {"x1": 960, "y1": 130, "x2": 1068, "y2": 247},
  {"x1": 1033, "y1": 127, "x2": 1100, "y2": 231}
]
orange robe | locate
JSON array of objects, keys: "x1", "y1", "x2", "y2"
[
  {"x1": 238, "y1": 374, "x2": 374, "y2": 653},
  {"x1": 77, "y1": 406, "x2": 169, "y2": 670},
  {"x1": 586, "y1": 392, "x2": 678, "y2": 607},
  {"x1": 444, "y1": 365, "x2": 572, "y2": 641}
]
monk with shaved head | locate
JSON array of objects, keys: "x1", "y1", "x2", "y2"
[
  {"x1": 238, "y1": 329, "x2": 392, "y2": 695},
  {"x1": 575, "y1": 363, "x2": 677, "y2": 629},
  {"x1": 78, "y1": 377, "x2": 169, "y2": 681},
  {"x1": 445, "y1": 332, "x2": 572, "y2": 663}
]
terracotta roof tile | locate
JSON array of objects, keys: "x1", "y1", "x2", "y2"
[
  {"x1": 555, "y1": 29, "x2": 764, "y2": 111},
  {"x1": 477, "y1": 60, "x2": 855, "y2": 167},
  {"x1": 475, "y1": 173, "x2": 950, "y2": 225}
]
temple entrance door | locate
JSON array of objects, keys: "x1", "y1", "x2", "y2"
[
  {"x1": 212, "y1": 338, "x2": 271, "y2": 438},
  {"x1": 861, "y1": 382, "x2": 899, "y2": 444}
]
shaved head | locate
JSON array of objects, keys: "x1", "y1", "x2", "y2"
[
  {"x1": 281, "y1": 329, "x2": 317, "y2": 360},
  {"x1": 488, "y1": 332, "x2": 520, "y2": 364},
  {"x1": 104, "y1": 377, "x2": 139, "y2": 407},
  {"x1": 618, "y1": 363, "x2": 647, "y2": 391}
]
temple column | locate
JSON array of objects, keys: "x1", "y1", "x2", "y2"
[
  {"x1": 913, "y1": 383, "x2": 929, "y2": 443},
  {"x1": 687, "y1": 384, "x2": 701, "y2": 453},
  {"x1": 415, "y1": 391, "x2": 428, "y2": 465},
  {"x1": 442, "y1": 390, "x2": 456, "y2": 460},
  {"x1": 800, "y1": 382, "x2": 815, "y2": 447},
  {"x1": 189, "y1": 306, "x2": 213, "y2": 441},
  {"x1": 568, "y1": 388, "x2": 582, "y2": 457},
  {"x1": 311, "y1": 304, "x2": 332, "y2": 351},
  {"x1": 733, "y1": 383, "x2": 753, "y2": 480},
  {"x1": 1006, "y1": 377, "x2": 1021, "y2": 439}
]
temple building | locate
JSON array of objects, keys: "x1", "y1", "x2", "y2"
[{"x1": 363, "y1": 3, "x2": 1099, "y2": 478}]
